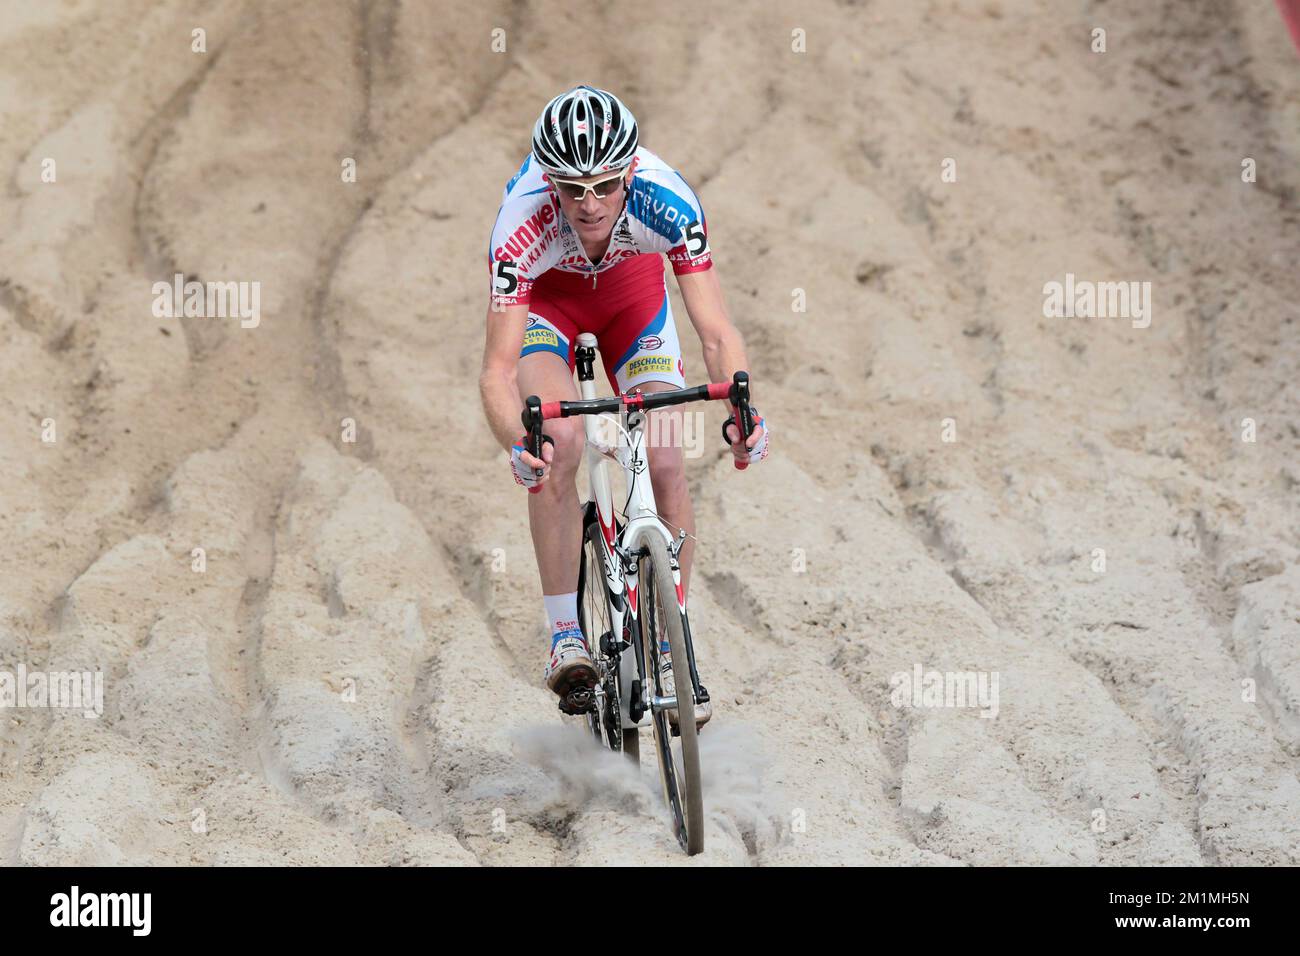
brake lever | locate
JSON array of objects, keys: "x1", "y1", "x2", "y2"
[
  {"x1": 729, "y1": 371, "x2": 754, "y2": 471},
  {"x1": 522, "y1": 395, "x2": 546, "y2": 487}
]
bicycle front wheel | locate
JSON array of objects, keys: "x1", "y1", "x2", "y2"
[{"x1": 638, "y1": 535, "x2": 704, "y2": 854}]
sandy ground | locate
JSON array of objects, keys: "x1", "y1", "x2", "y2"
[{"x1": 1, "y1": 0, "x2": 1298, "y2": 865}]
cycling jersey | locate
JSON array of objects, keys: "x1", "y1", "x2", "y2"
[{"x1": 488, "y1": 146, "x2": 712, "y2": 308}]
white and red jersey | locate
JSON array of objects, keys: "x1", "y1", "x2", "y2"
[{"x1": 487, "y1": 146, "x2": 712, "y2": 308}]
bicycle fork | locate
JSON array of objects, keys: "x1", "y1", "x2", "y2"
[{"x1": 619, "y1": 538, "x2": 710, "y2": 728}]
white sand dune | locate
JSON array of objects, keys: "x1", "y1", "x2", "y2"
[{"x1": 1, "y1": 0, "x2": 1297, "y2": 865}]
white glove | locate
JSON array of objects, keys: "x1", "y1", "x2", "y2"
[
  {"x1": 722, "y1": 408, "x2": 770, "y2": 465},
  {"x1": 510, "y1": 434, "x2": 553, "y2": 492}
]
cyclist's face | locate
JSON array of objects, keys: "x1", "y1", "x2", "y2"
[{"x1": 550, "y1": 170, "x2": 630, "y2": 241}]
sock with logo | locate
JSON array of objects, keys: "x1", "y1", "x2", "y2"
[{"x1": 544, "y1": 592, "x2": 583, "y2": 647}]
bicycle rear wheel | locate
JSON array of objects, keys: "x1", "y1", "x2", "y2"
[
  {"x1": 577, "y1": 515, "x2": 638, "y2": 761},
  {"x1": 639, "y1": 535, "x2": 704, "y2": 854}
]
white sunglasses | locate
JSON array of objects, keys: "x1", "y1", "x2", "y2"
[{"x1": 547, "y1": 170, "x2": 627, "y2": 201}]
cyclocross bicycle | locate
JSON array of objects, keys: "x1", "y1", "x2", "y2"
[{"x1": 522, "y1": 331, "x2": 758, "y2": 855}]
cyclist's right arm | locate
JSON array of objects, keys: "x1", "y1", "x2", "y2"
[
  {"x1": 483, "y1": 174, "x2": 559, "y2": 476},
  {"x1": 479, "y1": 299, "x2": 532, "y2": 451},
  {"x1": 480, "y1": 299, "x2": 553, "y2": 486}
]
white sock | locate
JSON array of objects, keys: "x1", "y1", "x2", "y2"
[{"x1": 544, "y1": 592, "x2": 582, "y2": 647}]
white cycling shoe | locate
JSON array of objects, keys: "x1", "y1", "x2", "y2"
[
  {"x1": 660, "y1": 654, "x2": 712, "y2": 732},
  {"x1": 545, "y1": 635, "x2": 598, "y2": 714}
]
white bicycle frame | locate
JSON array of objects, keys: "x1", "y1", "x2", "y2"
[{"x1": 576, "y1": 332, "x2": 688, "y2": 730}]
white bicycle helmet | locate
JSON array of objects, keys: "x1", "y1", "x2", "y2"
[{"x1": 531, "y1": 85, "x2": 638, "y2": 178}]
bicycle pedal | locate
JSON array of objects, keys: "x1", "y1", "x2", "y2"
[{"x1": 558, "y1": 685, "x2": 595, "y2": 716}]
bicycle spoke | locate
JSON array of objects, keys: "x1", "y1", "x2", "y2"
[{"x1": 579, "y1": 516, "x2": 624, "y2": 752}]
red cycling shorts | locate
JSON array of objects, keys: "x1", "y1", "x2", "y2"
[{"x1": 519, "y1": 253, "x2": 687, "y2": 395}]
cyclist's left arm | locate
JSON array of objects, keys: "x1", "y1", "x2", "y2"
[
  {"x1": 677, "y1": 267, "x2": 748, "y2": 386},
  {"x1": 663, "y1": 174, "x2": 749, "y2": 386},
  {"x1": 677, "y1": 267, "x2": 769, "y2": 463}
]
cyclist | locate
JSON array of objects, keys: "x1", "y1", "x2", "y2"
[{"x1": 478, "y1": 86, "x2": 770, "y2": 728}]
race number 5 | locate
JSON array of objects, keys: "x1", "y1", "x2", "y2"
[
  {"x1": 682, "y1": 220, "x2": 709, "y2": 259},
  {"x1": 493, "y1": 259, "x2": 519, "y2": 297}
]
